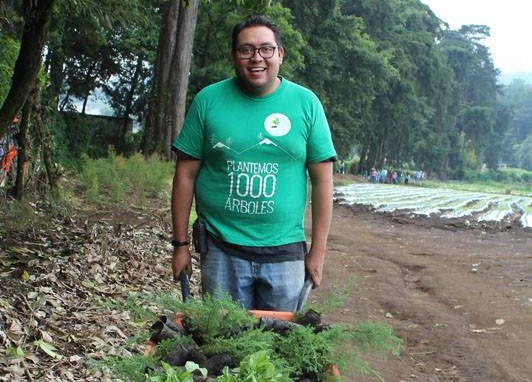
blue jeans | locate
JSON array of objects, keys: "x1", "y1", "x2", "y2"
[{"x1": 201, "y1": 237, "x2": 305, "y2": 311}]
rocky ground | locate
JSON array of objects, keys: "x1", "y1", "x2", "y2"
[{"x1": 0, "y1": 185, "x2": 531, "y2": 381}]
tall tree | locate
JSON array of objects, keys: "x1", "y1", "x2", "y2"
[
  {"x1": 341, "y1": 0, "x2": 454, "y2": 173},
  {"x1": 284, "y1": 0, "x2": 394, "y2": 160},
  {"x1": 0, "y1": 0, "x2": 56, "y2": 140},
  {"x1": 499, "y1": 80, "x2": 532, "y2": 167},
  {"x1": 142, "y1": 0, "x2": 199, "y2": 158},
  {"x1": 441, "y1": 25, "x2": 500, "y2": 170}
]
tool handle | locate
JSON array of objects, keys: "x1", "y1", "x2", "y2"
[
  {"x1": 179, "y1": 270, "x2": 191, "y2": 301},
  {"x1": 296, "y1": 278, "x2": 314, "y2": 312}
]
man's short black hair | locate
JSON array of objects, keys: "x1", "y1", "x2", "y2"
[{"x1": 231, "y1": 15, "x2": 283, "y2": 50}]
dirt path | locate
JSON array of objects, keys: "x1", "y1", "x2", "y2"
[{"x1": 313, "y1": 204, "x2": 532, "y2": 382}]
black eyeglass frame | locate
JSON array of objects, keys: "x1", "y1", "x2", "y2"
[{"x1": 235, "y1": 45, "x2": 278, "y2": 59}]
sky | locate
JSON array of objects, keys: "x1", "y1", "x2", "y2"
[{"x1": 420, "y1": 0, "x2": 532, "y2": 75}]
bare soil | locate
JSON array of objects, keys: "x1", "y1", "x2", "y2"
[{"x1": 314, "y1": 202, "x2": 532, "y2": 382}]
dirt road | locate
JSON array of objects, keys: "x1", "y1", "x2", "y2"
[{"x1": 313, "y1": 203, "x2": 532, "y2": 382}]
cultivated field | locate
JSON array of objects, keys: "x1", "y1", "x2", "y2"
[{"x1": 335, "y1": 183, "x2": 532, "y2": 228}]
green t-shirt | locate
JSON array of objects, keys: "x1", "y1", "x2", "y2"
[{"x1": 173, "y1": 77, "x2": 336, "y2": 247}]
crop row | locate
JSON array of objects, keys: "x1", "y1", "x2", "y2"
[{"x1": 335, "y1": 184, "x2": 532, "y2": 228}]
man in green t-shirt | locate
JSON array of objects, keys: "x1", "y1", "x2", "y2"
[{"x1": 171, "y1": 15, "x2": 336, "y2": 311}]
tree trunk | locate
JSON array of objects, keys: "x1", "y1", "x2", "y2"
[
  {"x1": 43, "y1": 16, "x2": 65, "y2": 110},
  {"x1": 120, "y1": 54, "x2": 144, "y2": 152},
  {"x1": 33, "y1": 86, "x2": 58, "y2": 195},
  {"x1": 14, "y1": 91, "x2": 33, "y2": 200},
  {"x1": 0, "y1": 0, "x2": 56, "y2": 140},
  {"x1": 143, "y1": 0, "x2": 199, "y2": 158},
  {"x1": 165, "y1": 0, "x2": 199, "y2": 158},
  {"x1": 357, "y1": 142, "x2": 370, "y2": 174}
]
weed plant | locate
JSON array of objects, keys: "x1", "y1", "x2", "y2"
[
  {"x1": 0, "y1": 198, "x2": 37, "y2": 234},
  {"x1": 79, "y1": 152, "x2": 173, "y2": 204},
  {"x1": 97, "y1": 292, "x2": 159, "y2": 323},
  {"x1": 0, "y1": 193, "x2": 73, "y2": 235}
]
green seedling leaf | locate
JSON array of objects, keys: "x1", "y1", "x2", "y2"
[
  {"x1": 21, "y1": 270, "x2": 30, "y2": 281},
  {"x1": 34, "y1": 340, "x2": 63, "y2": 360},
  {"x1": 145, "y1": 361, "x2": 204, "y2": 382},
  {"x1": 184, "y1": 361, "x2": 207, "y2": 377},
  {"x1": 7, "y1": 346, "x2": 25, "y2": 359},
  {"x1": 82, "y1": 279, "x2": 95, "y2": 288}
]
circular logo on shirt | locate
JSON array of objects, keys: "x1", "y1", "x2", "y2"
[{"x1": 264, "y1": 113, "x2": 291, "y2": 137}]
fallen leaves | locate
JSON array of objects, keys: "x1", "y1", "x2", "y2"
[{"x1": 0, "y1": 201, "x2": 198, "y2": 381}]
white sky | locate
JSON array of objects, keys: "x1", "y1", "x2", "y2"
[{"x1": 420, "y1": 0, "x2": 532, "y2": 75}]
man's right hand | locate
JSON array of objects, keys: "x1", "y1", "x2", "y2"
[{"x1": 172, "y1": 246, "x2": 192, "y2": 281}]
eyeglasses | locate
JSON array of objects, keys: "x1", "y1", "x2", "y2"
[{"x1": 236, "y1": 45, "x2": 277, "y2": 59}]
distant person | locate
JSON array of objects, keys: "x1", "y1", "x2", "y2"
[
  {"x1": 170, "y1": 15, "x2": 337, "y2": 311},
  {"x1": 338, "y1": 160, "x2": 345, "y2": 174},
  {"x1": 370, "y1": 167, "x2": 378, "y2": 183},
  {"x1": 379, "y1": 168, "x2": 387, "y2": 183},
  {"x1": 386, "y1": 169, "x2": 393, "y2": 184}
]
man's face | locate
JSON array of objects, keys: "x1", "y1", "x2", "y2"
[{"x1": 232, "y1": 26, "x2": 284, "y2": 96}]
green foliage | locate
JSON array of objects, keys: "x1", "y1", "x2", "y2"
[
  {"x1": 499, "y1": 80, "x2": 532, "y2": 169},
  {"x1": 101, "y1": 285, "x2": 403, "y2": 382},
  {"x1": 463, "y1": 167, "x2": 532, "y2": 186},
  {"x1": 345, "y1": 321, "x2": 403, "y2": 356},
  {"x1": 79, "y1": 153, "x2": 122, "y2": 202},
  {"x1": 419, "y1": 170, "x2": 531, "y2": 196},
  {"x1": 328, "y1": 321, "x2": 403, "y2": 381},
  {"x1": 145, "y1": 361, "x2": 207, "y2": 382},
  {"x1": 176, "y1": 294, "x2": 257, "y2": 344},
  {"x1": 98, "y1": 292, "x2": 158, "y2": 323},
  {"x1": 3, "y1": 0, "x2": 526, "y2": 203},
  {"x1": 102, "y1": 354, "x2": 158, "y2": 382},
  {"x1": 0, "y1": 195, "x2": 73, "y2": 235},
  {"x1": 333, "y1": 178, "x2": 355, "y2": 187},
  {"x1": 59, "y1": 112, "x2": 138, "y2": 159},
  {"x1": 156, "y1": 336, "x2": 197, "y2": 361},
  {"x1": 273, "y1": 326, "x2": 336, "y2": 378},
  {"x1": 272, "y1": 321, "x2": 402, "y2": 381},
  {"x1": 0, "y1": 34, "x2": 19, "y2": 104},
  {"x1": 217, "y1": 350, "x2": 291, "y2": 382},
  {"x1": 0, "y1": 198, "x2": 37, "y2": 234},
  {"x1": 202, "y1": 328, "x2": 276, "y2": 360},
  {"x1": 305, "y1": 275, "x2": 355, "y2": 316},
  {"x1": 515, "y1": 135, "x2": 532, "y2": 171},
  {"x1": 78, "y1": 152, "x2": 173, "y2": 204}
]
